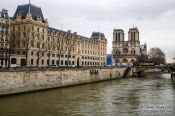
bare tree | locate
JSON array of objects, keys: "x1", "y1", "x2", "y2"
[
  {"x1": 65, "y1": 34, "x2": 77, "y2": 67},
  {"x1": 46, "y1": 36, "x2": 58, "y2": 66},
  {"x1": 7, "y1": 29, "x2": 16, "y2": 68},
  {"x1": 148, "y1": 47, "x2": 166, "y2": 65},
  {"x1": 136, "y1": 54, "x2": 148, "y2": 65},
  {"x1": 56, "y1": 34, "x2": 66, "y2": 66},
  {"x1": 24, "y1": 26, "x2": 33, "y2": 66},
  {"x1": 36, "y1": 34, "x2": 47, "y2": 67}
]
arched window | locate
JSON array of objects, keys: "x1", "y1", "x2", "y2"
[
  {"x1": 123, "y1": 48, "x2": 128, "y2": 54},
  {"x1": 130, "y1": 59, "x2": 135, "y2": 64},
  {"x1": 122, "y1": 59, "x2": 128, "y2": 63}
]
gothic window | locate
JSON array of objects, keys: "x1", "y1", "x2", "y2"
[{"x1": 123, "y1": 48, "x2": 128, "y2": 54}]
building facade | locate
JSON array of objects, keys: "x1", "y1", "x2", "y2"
[
  {"x1": 112, "y1": 27, "x2": 147, "y2": 64},
  {"x1": 0, "y1": 9, "x2": 10, "y2": 67},
  {"x1": 9, "y1": 4, "x2": 107, "y2": 67}
]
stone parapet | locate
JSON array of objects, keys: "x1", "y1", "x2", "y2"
[{"x1": 0, "y1": 68, "x2": 127, "y2": 96}]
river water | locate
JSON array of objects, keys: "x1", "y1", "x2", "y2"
[{"x1": 0, "y1": 73, "x2": 175, "y2": 116}]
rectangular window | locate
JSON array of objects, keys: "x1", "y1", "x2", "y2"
[
  {"x1": 47, "y1": 60, "x2": 49, "y2": 65},
  {"x1": 57, "y1": 60, "x2": 59, "y2": 65},
  {"x1": 69, "y1": 61, "x2": 71, "y2": 65},
  {"x1": 65, "y1": 61, "x2": 67, "y2": 65},
  {"x1": 42, "y1": 60, "x2": 44, "y2": 65},
  {"x1": 52, "y1": 60, "x2": 55, "y2": 65},
  {"x1": 31, "y1": 59, "x2": 33, "y2": 65}
]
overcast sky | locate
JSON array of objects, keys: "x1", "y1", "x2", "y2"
[{"x1": 1, "y1": 0, "x2": 175, "y2": 63}]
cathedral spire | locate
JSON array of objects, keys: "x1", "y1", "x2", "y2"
[{"x1": 29, "y1": 0, "x2": 31, "y2": 14}]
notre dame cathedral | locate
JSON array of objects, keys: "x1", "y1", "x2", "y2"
[{"x1": 112, "y1": 27, "x2": 147, "y2": 64}]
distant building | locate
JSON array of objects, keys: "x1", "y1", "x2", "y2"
[
  {"x1": 112, "y1": 27, "x2": 147, "y2": 64},
  {"x1": 8, "y1": 3, "x2": 107, "y2": 67},
  {"x1": 0, "y1": 8, "x2": 10, "y2": 67}
]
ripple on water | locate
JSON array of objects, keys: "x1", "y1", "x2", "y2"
[{"x1": 0, "y1": 74, "x2": 174, "y2": 116}]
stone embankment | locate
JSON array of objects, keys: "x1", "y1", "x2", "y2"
[
  {"x1": 171, "y1": 72, "x2": 175, "y2": 84},
  {"x1": 0, "y1": 67, "x2": 127, "y2": 96}
]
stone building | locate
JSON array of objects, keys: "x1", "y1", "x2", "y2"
[
  {"x1": 9, "y1": 3, "x2": 107, "y2": 67},
  {"x1": 112, "y1": 27, "x2": 147, "y2": 64},
  {"x1": 0, "y1": 8, "x2": 10, "y2": 67}
]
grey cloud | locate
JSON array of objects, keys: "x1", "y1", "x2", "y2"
[{"x1": 1, "y1": 0, "x2": 175, "y2": 62}]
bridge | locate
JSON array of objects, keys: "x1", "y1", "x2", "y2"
[{"x1": 123, "y1": 66, "x2": 168, "y2": 77}]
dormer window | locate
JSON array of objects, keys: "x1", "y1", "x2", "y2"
[{"x1": 36, "y1": 16, "x2": 41, "y2": 21}]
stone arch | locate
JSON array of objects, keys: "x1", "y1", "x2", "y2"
[
  {"x1": 130, "y1": 59, "x2": 135, "y2": 64},
  {"x1": 21, "y1": 59, "x2": 26, "y2": 67},
  {"x1": 122, "y1": 59, "x2": 128, "y2": 63}
]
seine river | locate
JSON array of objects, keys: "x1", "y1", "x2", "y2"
[{"x1": 0, "y1": 73, "x2": 175, "y2": 116}]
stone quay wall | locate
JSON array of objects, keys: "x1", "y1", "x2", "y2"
[
  {"x1": 171, "y1": 73, "x2": 175, "y2": 84},
  {"x1": 0, "y1": 68, "x2": 126, "y2": 96}
]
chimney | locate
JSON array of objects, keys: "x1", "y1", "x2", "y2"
[
  {"x1": 73, "y1": 32, "x2": 77, "y2": 35},
  {"x1": 67, "y1": 30, "x2": 71, "y2": 33}
]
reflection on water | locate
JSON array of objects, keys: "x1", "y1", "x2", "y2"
[{"x1": 0, "y1": 74, "x2": 175, "y2": 116}]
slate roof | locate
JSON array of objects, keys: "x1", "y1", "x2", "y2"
[
  {"x1": 113, "y1": 29, "x2": 124, "y2": 32},
  {"x1": 48, "y1": 27, "x2": 89, "y2": 40},
  {"x1": 13, "y1": 4, "x2": 44, "y2": 22},
  {"x1": 129, "y1": 27, "x2": 139, "y2": 32},
  {"x1": 91, "y1": 32, "x2": 105, "y2": 39}
]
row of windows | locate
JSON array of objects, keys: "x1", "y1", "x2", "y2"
[
  {"x1": 13, "y1": 25, "x2": 45, "y2": 33},
  {"x1": 31, "y1": 52, "x2": 76, "y2": 58},
  {"x1": 30, "y1": 59, "x2": 105, "y2": 66},
  {"x1": 82, "y1": 56, "x2": 99, "y2": 60},
  {"x1": 11, "y1": 58, "x2": 105, "y2": 66}
]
